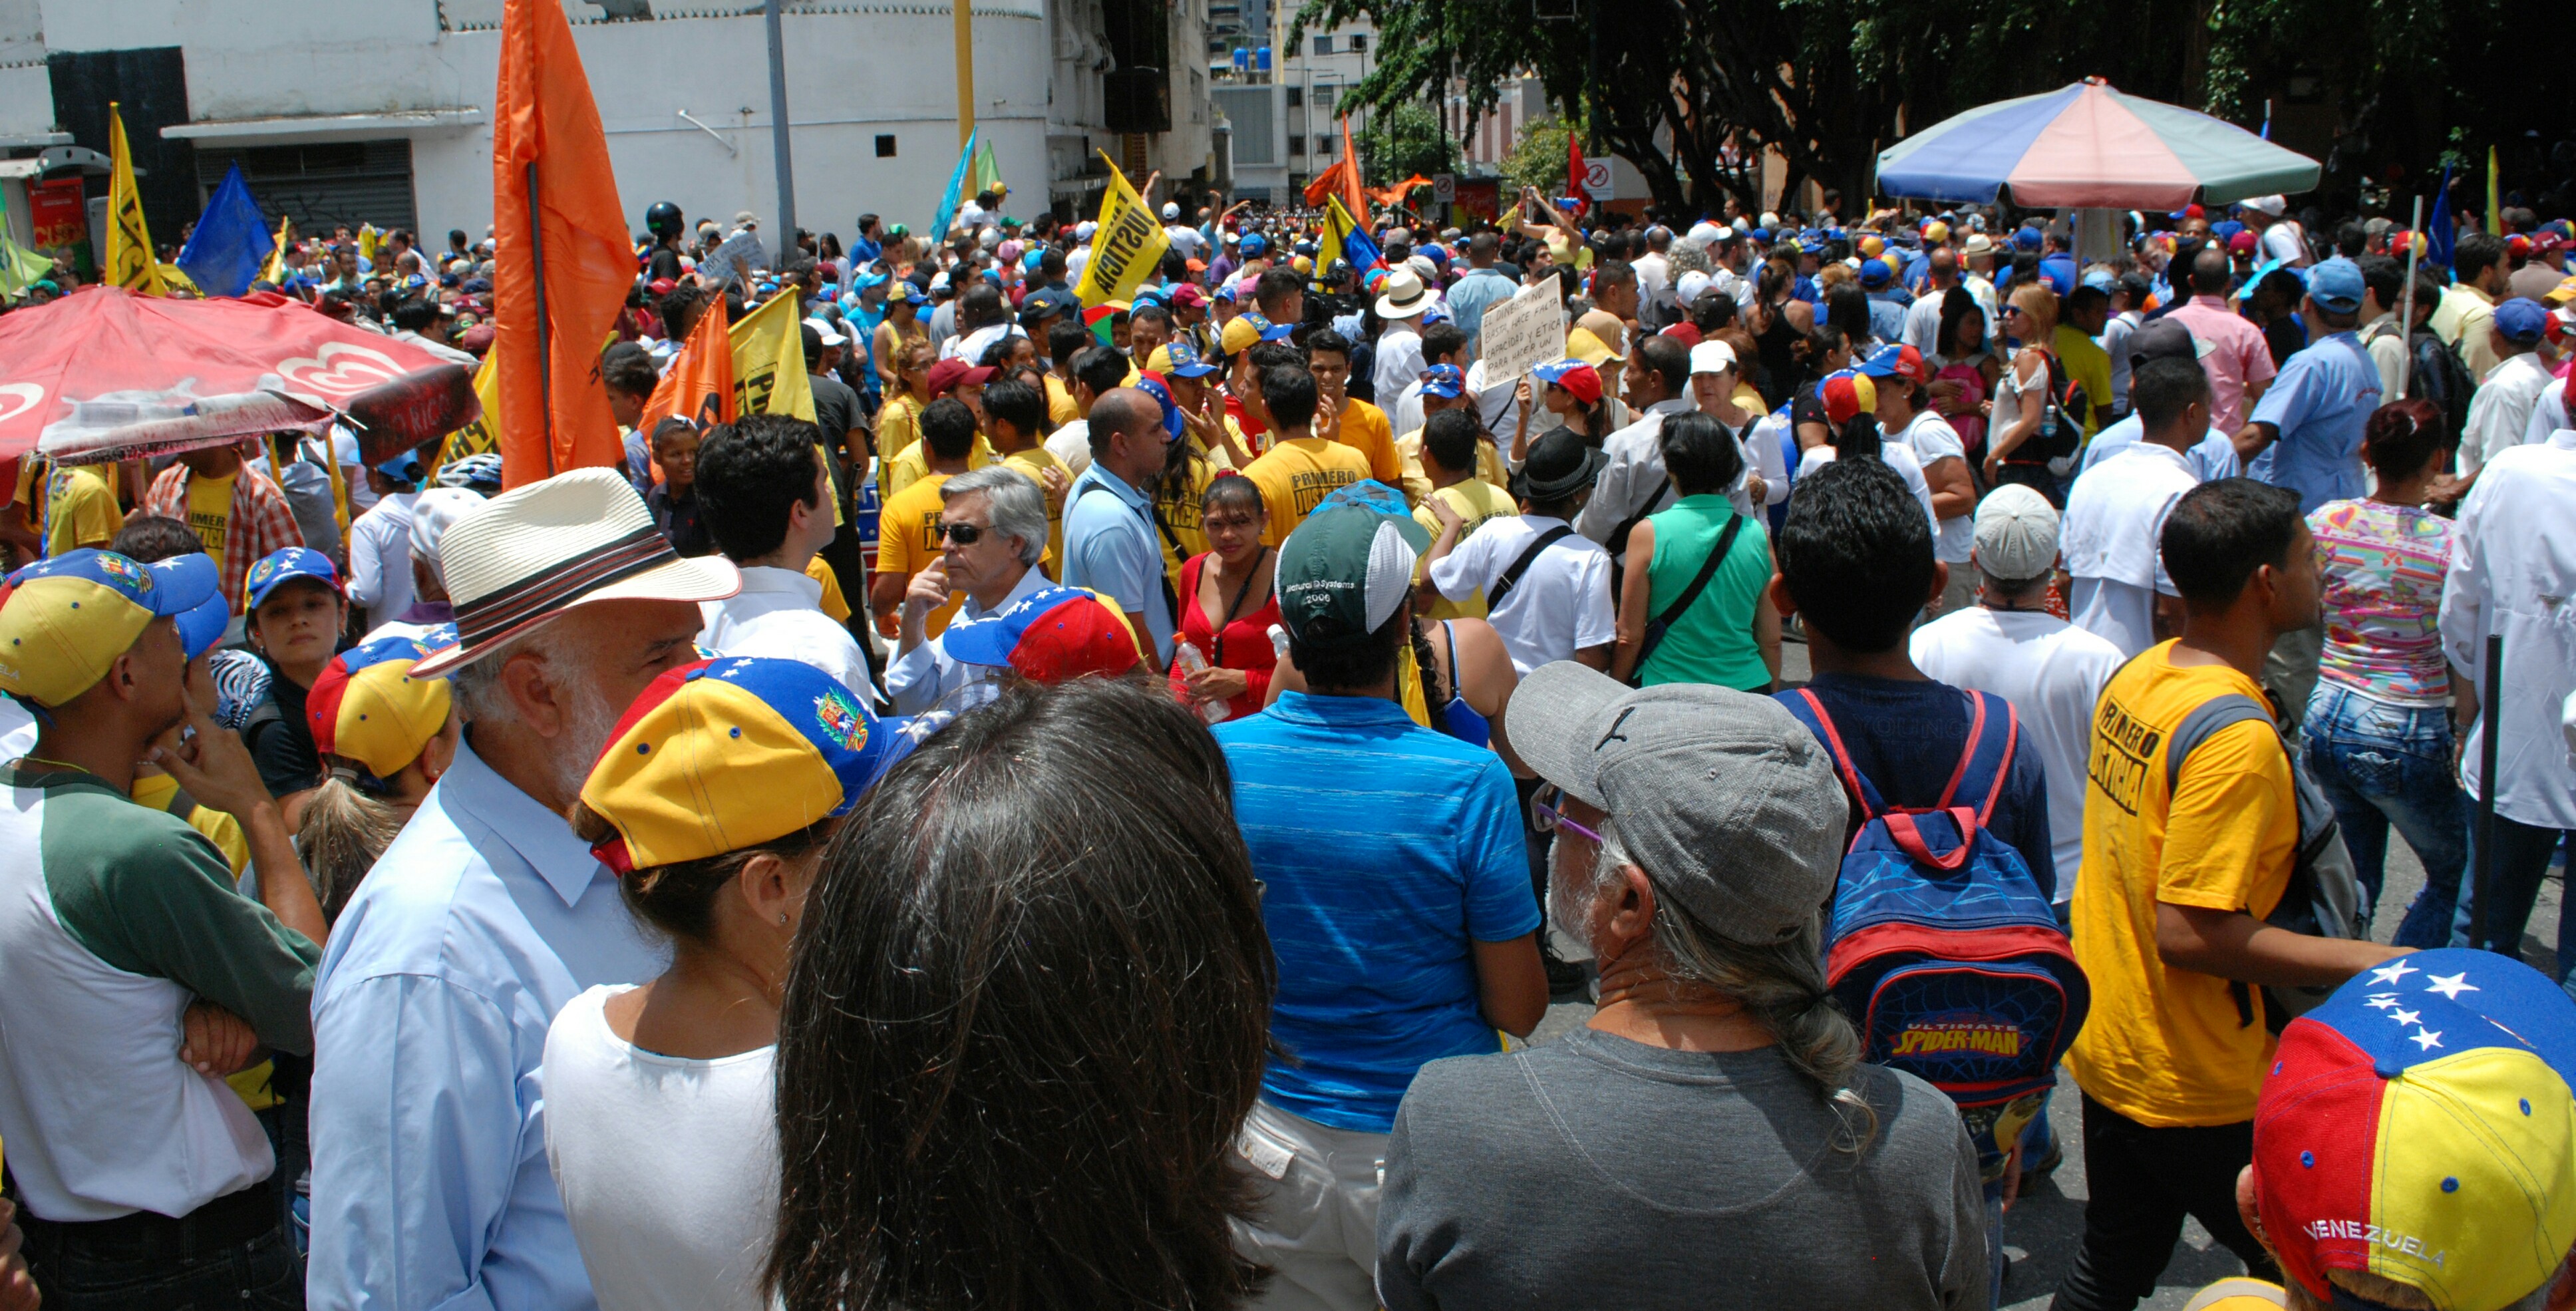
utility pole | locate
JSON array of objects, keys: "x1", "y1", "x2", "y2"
[
  {"x1": 765, "y1": 0, "x2": 798, "y2": 268},
  {"x1": 954, "y1": 0, "x2": 976, "y2": 148}
]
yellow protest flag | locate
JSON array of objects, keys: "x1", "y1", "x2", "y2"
[
  {"x1": 104, "y1": 102, "x2": 166, "y2": 295},
  {"x1": 259, "y1": 216, "x2": 294, "y2": 286},
  {"x1": 728, "y1": 291, "x2": 816, "y2": 421},
  {"x1": 440, "y1": 353, "x2": 507, "y2": 464},
  {"x1": 1074, "y1": 152, "x2": 1170, "y2": 307}
]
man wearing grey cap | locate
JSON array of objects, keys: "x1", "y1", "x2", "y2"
[{"x1": 1376, "y1": 662, "x2": 1989, "y2": 1311}]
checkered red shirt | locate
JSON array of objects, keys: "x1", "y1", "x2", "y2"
[{"x1": 146, "y1": 459, "x2": 305, "y2": 614}]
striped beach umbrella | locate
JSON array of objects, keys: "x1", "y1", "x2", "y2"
[{"x1": 1876, "y1": 79, "x2": 2320, "y2": 210}]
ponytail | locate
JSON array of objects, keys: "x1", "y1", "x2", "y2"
[
  {"x1": 1832, "y1": 414, "x2": 1882, "y2": 463},
  {"x1": 297, "y1": 774, "x2": 406, "y2": 922}
]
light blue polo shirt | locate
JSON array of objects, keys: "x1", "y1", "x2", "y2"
[
  {"x1": 2247, "y1": 331, "x2": 2382, "y2": 512},
  {"x1": 1214, "y1": 691, "x2": 1541, "y2": 1133},
  {"x1": 1060, "y1": 461, "x2": 1174, "y2": 661}
]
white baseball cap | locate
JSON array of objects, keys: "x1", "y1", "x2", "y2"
[
  {"x1": 802, "y1": 315, "x2": 848, "y2": 348},
  {"x1": 1689, "y1": 339, "x2": 1738, "y2": 375},
  {"x1": 1162, "y1": 202, "x2": 1180, "y2": 220},
  {"x1": 1973, "y1": 484, "x2": 2060, "y2": 582}
]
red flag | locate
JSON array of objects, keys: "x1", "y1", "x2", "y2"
[
  {"x1": 1567, "y1": 134, "x2": 1590, "y2": 217},
  {"x1": 1301, "y1": 156, "x2": 1353, "y2": 211},
  {"x1": 492, "y1": 0, "x2": 634, "y2": 488},
  {"x1": 1339, "y1": 118, "x2": 1369, "y2": 222}
]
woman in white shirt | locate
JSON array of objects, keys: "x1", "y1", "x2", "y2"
[{"x1": 544, "y1": 655, "x2": 919, "y2": 1311}]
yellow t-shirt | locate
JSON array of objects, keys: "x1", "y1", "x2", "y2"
[
  {"x1": 1394, "y1": 427, "x2": 1512, "y2": 506},
  {"x1": 2064, "y1": 642, "x2": 2297, "y2": 1129},
  {"x1": 187, "y1": 472, "x2": 235, "y2": 579},
  {"x1": 1241, "y1": 436, "x2": 1372, "y2": 546},
  {"x1": 874, "y1": 473, "x2": 965, "y2": 636},
  {"x1": 1044, "y1": 373, "x2": 1082, "y2": 427},
  {"x1": 802, "y1": 553, "x2": 852, "y2": 624},
  {"x1": 876, "y1": 392, "x2": 927, "y2": 465},
  {"x1": 881, "y1": 435, "x2": 996, "y2": 504},
  {"x1": 1000, "y1": 445, "x2": 1070, "y2": 574},
  {"x1": 2055, "y1": 325, "x2": 2114, "y2": 437},
  {"x1": 44, "y1": 462, "x2": 122, "y2": 556},
  {"x1": 1152, "y1": 451, "x2": 1218, "y2": 595},
  {"x1": 1408, "y1": 478, "x2": 1521, "y2": 620},
  {"x1": 1334, "y1": 399, "x2": 1404, "y2": 487}
]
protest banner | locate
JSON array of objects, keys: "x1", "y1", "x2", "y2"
[
  {"x1": 729, "y1": 289, "x2": 814, "y2": 423},
  {"x1": 1074, "y1": 154, "x2": 1169, "y2": 308},
  {"x1": 697, "y1": 230, "x2": 767, "y2": 290},
  {"x1": 104, "y1": 102, "x2": 165, "y2": 295},
  {"x1": 1478, "y1": 278, "x2": 1567, "y2": 383}
]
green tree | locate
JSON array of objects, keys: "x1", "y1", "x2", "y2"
[
  {"x1": 1498, "y1": 116, "x2": 1574, "y2": 197},
  {"x1": 1357, "y1": 102, "x2": 1463, "y2": 184}
]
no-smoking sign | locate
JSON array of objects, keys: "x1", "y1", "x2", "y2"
[{"x1": 1581, "y1": 159, "x2": 1613, "y2": 200}]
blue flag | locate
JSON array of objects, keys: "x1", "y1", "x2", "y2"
[
  {"x1": 176, "y1": 164, "x2": 275, "y2": 298},
  {"x1": 927, "y1": 129, "x2": 977, "y2": 244},
  {"x1": 2426, "y1": 166, "x2": 2455, "y2": 271}
]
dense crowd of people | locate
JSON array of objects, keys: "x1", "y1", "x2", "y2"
[{"x1": 0, "y1": 175, "x2": 2574, "y2": 1311}]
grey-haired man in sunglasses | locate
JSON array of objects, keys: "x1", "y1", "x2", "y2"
[{"x1": 885, "y1": 464, "x2": 1054, "y2": 713}]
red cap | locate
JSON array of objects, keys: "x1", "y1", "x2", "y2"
[
  {"x1": 647, "y1": 277, "x2": 677, "y2": 297},
  {"x1": 2509, "y1": 234, "x2": 2533, "y2": 258},
  {"x1": 1820, "y1": 373, "x2": 1877, "y2": 426},
  {"x1": 2228, "y1": 230, "x2": 2259, "y2": 254},
  {"x1": 1891, "y1": 343, "x2": 1930, "y2": 385},
  {"x1": 925, "y1": 359, "x2": 996, "y2": 397},
  {"x1": 1659, "y1": 322, "x2": 1704, "y2": 347}
]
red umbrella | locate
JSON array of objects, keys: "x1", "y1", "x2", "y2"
[{"x1": 0, "y1": 287, "x2": 479, "y2": 468}]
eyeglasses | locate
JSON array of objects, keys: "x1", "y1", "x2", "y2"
[
  {"x1": 1530, "y1": 783, "x2": 1603, "y2": 844},
  {"x1": 937, "y1": 522, "x2": 985, "y2": 544}
]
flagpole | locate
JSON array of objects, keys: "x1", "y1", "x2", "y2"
[
  {"x1": 766, "y1": 0, "x2": 798, "y2": 268},
  {"x1": 2396, "y1": 195, "x2": 2422, "y2": 397},
  {"x1": 526, "y1": 159, "x2": 556, "y2": 476}
]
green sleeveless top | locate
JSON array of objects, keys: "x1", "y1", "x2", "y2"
[{"x1": 1639, "y1": 494, "x2": 1772, "y2": 691}]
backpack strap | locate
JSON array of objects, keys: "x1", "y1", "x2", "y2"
[
  {"x1": 1783, "y1": 688, "x2": 1885, "y2": 819},
  {"x1": 2164, "y1": 693, "x2": 2275, "y2": 797},
  {"x1": 1935, "y1": 689, "x2": 2022, "y2": 828},
  {"x1": 1486, "y1": 524, "x2": 1573, "y2": 610}
]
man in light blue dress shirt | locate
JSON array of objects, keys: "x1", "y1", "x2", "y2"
[
  {"x1": 307, "y1": 468, "x2": 738, "y2": 1311},
  {"x1": 1060, "y1": 387, "x2": 1174, "y2": 670}
]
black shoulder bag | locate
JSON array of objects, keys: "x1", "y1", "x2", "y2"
[
  {"x1": 1625, "y1": 512, "x2": 1747, "y2": 686},
  {"x1": 1484, "y1": 525, "x2": 1573, "y2": 611}
]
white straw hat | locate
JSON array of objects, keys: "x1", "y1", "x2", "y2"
[
  {"x1": 412, "y1": 467, "x2": 739, "y2": 677},
  {"x1": 1374, "y1": 269, "x2": 1435, "y2": 319}
]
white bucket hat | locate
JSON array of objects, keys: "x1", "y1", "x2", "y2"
[
  {"x1": 1374, "y1": 269, "x2": 1436, "y2": 319},
  {"x1": 412, "y1": 467, "x2": 740, "y2": 677}
]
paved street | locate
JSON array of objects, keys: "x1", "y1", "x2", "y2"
[{"x1": 1527, "y1": 633, "x2": 2564, "y2": 1309}]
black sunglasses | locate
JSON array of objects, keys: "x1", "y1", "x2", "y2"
[{"x1": 937, "y1": 522, "x2": 984, "y2": 544}]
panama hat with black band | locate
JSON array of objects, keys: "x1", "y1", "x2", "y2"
[{"x1": 411, "y1": 468, "x2": 740, "y2": 678}]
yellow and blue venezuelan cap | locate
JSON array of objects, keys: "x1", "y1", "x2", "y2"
[
  {"x1": 2253, "y1": 948, "x2": 2576, "y2": 1311},
  {"x1": 306, "y1": 625, "x2": 456, "y2": 783},
  {"x1": 939, "y1": 585, "x2": 1140, "y2": 684},
  {"x1": 579, "y1": 656, "x2": 929, "y2": 874},
  {"x1": 0, "y1": 549, "x2": 219, "y2": 707}
]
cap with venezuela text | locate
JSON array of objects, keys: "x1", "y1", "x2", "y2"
[
  {"x1": 2253, "y1": 948, "x2": 2576, "y2": 1311},
  {"x1": 0, "y1": 549, "x2": 218, "y2": 707},
  {"x1": 580, "y1": 656, "x2": 929, "y2": 874}
]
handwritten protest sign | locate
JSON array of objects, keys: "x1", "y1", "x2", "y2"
[{"x1": 1478, "y1": 278, "x2": 1569, "y2": 383}]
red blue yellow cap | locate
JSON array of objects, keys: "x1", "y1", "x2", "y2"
[
  {"x1": 307, "y1": 626, "x2": 456, "y2": 782},
  {"x1": 244, "y1": 546, "x2": 342, "y2": 610},
  {"x1": 2253, "y1": 949, "x2": 2576, "y2": 1311},
  {"x1": 0, "y1": 549, "x2": 219, "y2": 706},
  {"x1": 1820, "y1": 371, "x2": 1877, "y2": 426},
  {"x1": 580, "y1": 656, "x2": 925, "y2": 873},
  {"x1": 938, "y1": 585, "x2": 1140, "y2": 683}
]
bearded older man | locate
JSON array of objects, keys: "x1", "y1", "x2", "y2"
[{"x1": 306, "y1": 468, "x2": 740, "y2": 1311}]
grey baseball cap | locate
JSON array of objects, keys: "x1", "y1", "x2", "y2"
[{"x1": 1510, "y1": 662, "x2": 1847, "y2": 945}]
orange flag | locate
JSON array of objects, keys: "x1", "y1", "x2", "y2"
[
  {"x1": 492, "y1": 0, "x2": 636, "y2": 488},
  {"x1": 637, "y1": 297, "x2": 735, "y2": 444}
]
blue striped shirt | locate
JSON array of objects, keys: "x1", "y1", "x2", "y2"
[{"x1": 1215, "y1": 691, "x2": 1540, "y2": 1133}]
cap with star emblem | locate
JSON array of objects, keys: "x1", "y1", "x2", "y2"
[{"x1": 2252, "y1": 948, "x2": 2576, "y2": 1311}]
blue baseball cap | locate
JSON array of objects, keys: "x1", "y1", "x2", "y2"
[
  {"x1": 244, "y1": 546, "x2": 342, "y2": 610},
  {"x1": 1239, "y1": 234, "x2": 1267, "y2": 256},
  {"x1": 2306, "y1": 256, "x2": 2366, "y2": 314},
  {"x1": 1212, "y1": 281, "x2": 1237, "y2": 302},
  {"x1": 1160, "y1": 337, "x2": 1221, "y2": 378},
  {"x1": 174, "y1": 564, "x2": 230, "y2": 662},
  {"x1": 1134, "y1": 374, "x2": 1185, "y2": 441},
  {"x1": 1259, "y1": 322, "x2": 1297, "y2": 343},
  {"x1": 2494, "y1": 296, "x2": 2550, "y2": 344},
  {"x1": 897, "y1": 282, "x2": 928, "y2": 305},
  {"x1": 376, "y1": 449, "x2": 424, "y2": 485},
  {"x1": 1419, "y1": 363, "x2": 1465, "y2": 399},
  {"x1": 2012, "y1": 226, "x2": 2043, "y2": 251},
  {"x1": 0, "y1": 549, "x2": 221, "y2": 706}
]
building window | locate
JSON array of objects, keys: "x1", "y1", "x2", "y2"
[
  {"x1": 1347, "y1": 32, "x2": 1365, "y2": 51},
  {"x1": 1192, "y1": 70, "x2": 1206, "y2": 121},
  {"x1": 1289, "y1": 134, "x2": 1306, "y2": 155},
  {"x1": 876, "y1": 134, "x2": 897, "y2": 157},
  {"x1": 1314, "y1": 85, "x2": 1335, "y2": 112},
  {"x1": 1313, "y1": 34, "x2": 1332, "y2": 54},
  {"x1": 1285, "y1": 85, "x2": 1302, "y2": 108}
]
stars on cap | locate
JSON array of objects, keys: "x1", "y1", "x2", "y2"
[
  {"x1": 2410, "y1": 1030, "x2": 2446, "y2": 1051},
  {"x1": 2366, "y1": 994, "x2": 2400, "y2": 1009},
  {"x1": 2370, "y1": 960, "x2": 2420, "y2": 986},
  {"x1": 2425, "y1": 972, "x2": 2480, "y2": 1001},
  {"x1": 2388, "y1": 1008, "x2": 2422, "y2": 1027}
]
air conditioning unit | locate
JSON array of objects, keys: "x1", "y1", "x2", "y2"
[{"x1": 1105, "y1": 69, "x2": 1172, "y2": 133}]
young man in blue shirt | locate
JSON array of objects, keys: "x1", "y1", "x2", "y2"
[{"x1": 1213, "y1": 503, "x2": 1547, "y2": 1311}]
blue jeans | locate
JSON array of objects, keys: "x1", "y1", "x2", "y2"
[
  {"x1": 2303, "y1": 685, "x2": 2468, "y2": 948},
  {"x1": 2449, "y1": 813, "x2": 2576, "y2": 986}
]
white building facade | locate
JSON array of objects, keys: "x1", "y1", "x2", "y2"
[{"x1": 0, "y1": 0, "x2": 1213, "y2": 255}]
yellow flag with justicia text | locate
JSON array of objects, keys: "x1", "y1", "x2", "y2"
[
  {"x1": 104, "y1": 102, "x2": 166, "y2": 295},
  {"x1": 1074, "y1": 153, "x2": 1170, "y2": 308}
]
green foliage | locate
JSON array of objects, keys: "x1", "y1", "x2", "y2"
[
  {"x1": 1357, "y1": 102, "x2": 1464, "y2": 184},
  {"x1": 1498, "y1": 117, "x2": 1574, "y2": 196}
]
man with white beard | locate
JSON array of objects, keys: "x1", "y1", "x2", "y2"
[{"x1": 307, "y1": 468, "x2": 741, "y2": 1311}]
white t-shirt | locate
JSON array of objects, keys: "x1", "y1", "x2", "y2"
[
  {"x1": 542, "y1": 986, "x2": 779, "y2": 1311},
  {"x1": 2060, "y1": 441, "x2": 2196, "y2": 657},
  {"x1": 1887, "y1": 409, "x2": 1973, "y2": 562},
  {"x1": 1046, "y1": 419, "x2": 1093, "y2": 477},
  {"x1": 699, "y1": 565, "x2": 873, "y2": 699},
  {"x1": 2259, "y1": 220, "x2": 2307, "y2": 268},
  {"x1": 1428, "y1": 513, "x2": 1616, "y2": 674},
  {"x1": 1165, "y1": 225, "x2": 1205, "y2": 261},
  {"x1": 1909, "y1": 607, "x2": 2126, "y2": 902},
  {"x1": 1794, "y1": 443, "x2": 1939, "y2": 538}
]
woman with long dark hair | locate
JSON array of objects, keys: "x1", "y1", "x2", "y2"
[
  {"x1": 1174, "y1": 474, "x2": 1279, "y2": 722},
  {"x1": 1929, "y1": 286, "x2": 2001, "y2": 465},
  {"x1": 768, "y1": 679, "x2": 1276, "y2": 1311}
]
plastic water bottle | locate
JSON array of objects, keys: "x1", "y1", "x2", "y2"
[{"x1": 1174, "y1": 641, "x2": 1229, "y2": 723}]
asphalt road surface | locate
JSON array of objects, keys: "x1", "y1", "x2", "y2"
[{"x1": 1525, "y1": 634, "x2": 2562, "y2": 1309}]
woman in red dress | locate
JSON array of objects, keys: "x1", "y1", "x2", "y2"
[{"x1": 1172, "y1": 474, "x2": 1278, "y2": 722}]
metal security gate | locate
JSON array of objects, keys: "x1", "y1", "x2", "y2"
[{"x1": 194, "y1": 140, "x2": 419, "y2": 236}]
